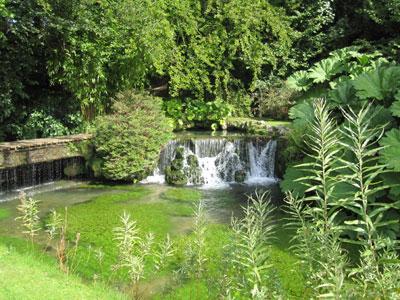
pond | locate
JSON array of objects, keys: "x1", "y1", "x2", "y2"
[
  {"x1": 0, "y1": 178, "x2": 308, "y2": 299},
  {"x1": 0, "y1": 132, "x2": 307, "y2": 299}
]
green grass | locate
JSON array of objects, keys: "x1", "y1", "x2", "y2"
[
  {"x1": 227, "y1": 117, "x2": 291, "y2": 127},
  {"x1": 0, "y1": 237, "x2": 125, "y2": 300},
  {"x1": 265, "y1": 119, "x2": 292, "y2": 126},
  {"x1": 0, "y1": 207, "x2": 10, "y2": 220}
]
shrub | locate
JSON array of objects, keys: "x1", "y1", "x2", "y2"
[
  {"x1": 253, "y1": 79, "x2": 297, "y2": 120},
  {"x1": 163, "y1": 98, "x2": 232, "y2": 130},
  {"x1": 93, "y1": 90, "x2": 173, "y2": 181}
]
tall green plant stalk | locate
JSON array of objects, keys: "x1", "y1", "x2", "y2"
[
  {"x1": 228, "y1": 190, "x2": 276, "y2": 299},
  {"x1": 154, "y1": 234, "x2": 175, "y2": 271},
  {"x1": 339, "y1": 104, "x2": 400, "y2": 297},
  {"x1": 15, "y1": 192, "x2": 40, "y2": 245},
  {"x1": 298, "y1": 99, "x2": 342, "y2": 233},
  {"x1": 286, "y1": 99, "x2": 348, "y2": 298},
  {"x1": 113, "y1": 211, "x2": 155, "y2": 298},
  {"x1": 45, "y1": 209, "x2": 63, "y2": 250},
  {"x1": 181, "y1": 201, "x2": 208, "y2": 279}
]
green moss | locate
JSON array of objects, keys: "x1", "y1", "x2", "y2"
[
  {"x1": 226, "y1": 117, "x2": 291, "y2": 136},
  {"x1": 161, "y1": 188, "x2": 202, "y2": 202},
  {"x1": 61, "y1": 186, "x2": 194, "y2": 281},
  {"x1": 165, "y1": 166, "x2": 187, "y2": 185},
  {"x1": 0, "y1": 208, "x2": 10, "y2": 221}
]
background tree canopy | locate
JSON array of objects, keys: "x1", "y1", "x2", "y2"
[{"x1": 0, "y1": 0, "x2": 399, "y2": 141}]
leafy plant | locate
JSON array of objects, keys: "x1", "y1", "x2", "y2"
[
  {"x1": 45, "y1": 209, "x2": 63, "y2": 246},
  {"x1": 285, "y1": 99, "x2": 400, "y2": 298},
  {"x1": 284, "y1": 100, "x2": 348, "y2": 298},
  {"x1": 113, "y1": 211, "x2": 154, "y2": 298},
  {"x1": 93, "y1": 90, "x2": 173, "y2": 181},
  {"x1": 339, "y1": 104, "x2": 400, "y2": 296},
  {"x1": 15, "y1": 192, "x2": 40, "y2": 244},
  {"x1": 180, "y1": 201, "x2": 208, "y2": 279},
  {"x1": 154, "y1": 234, "x2": 175, "y2": 271},
  {"x1": 163, "y1": 98, "x2": 232, "y2": 130},
  {"x1": 380, "y1": 128, "x2": 400, "y2": 172},
  {"x1": 225, "y1": 190, "x2": 277, "y2": 298}
]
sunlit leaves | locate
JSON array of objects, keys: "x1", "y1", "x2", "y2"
[
  {"x1": 308, "y1": 57, "x2": 344, "y2": 83},
  {"x1": 286, "y1": 71, "x2": 312, "y2": 91}
]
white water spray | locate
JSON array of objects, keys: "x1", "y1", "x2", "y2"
[{"x1": 142, "y1": 137, "x2": 278, "y2": 187}]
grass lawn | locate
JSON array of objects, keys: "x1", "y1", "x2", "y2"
[{"x1": 0, "y1": 237, "x2": 126, "y2": 300}]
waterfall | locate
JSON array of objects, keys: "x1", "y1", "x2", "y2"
[
  {"x1": 142, "y1": 137, "x2": 278, "y2": 187},
  {"x1": 0, "y1": 157, "x2": 85, "y2": 195}
]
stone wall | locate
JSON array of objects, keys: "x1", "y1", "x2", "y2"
[{"x1": 0, "y1": 134, "x2": 91, "y2": 169}]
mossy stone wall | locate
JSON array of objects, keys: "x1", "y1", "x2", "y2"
[{"x1": 0, "y1": 134, "x2": 91, "y2": 169}]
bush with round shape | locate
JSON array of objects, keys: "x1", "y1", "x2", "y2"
[{"x1": 93, "y1": 90, "x2": 173, "y2": 181}]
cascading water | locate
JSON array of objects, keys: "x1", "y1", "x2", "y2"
[
  {"x1": 0, "y1": 157, "x2": 85, "y2": 195},
  {"x1": 142, "y1": 137, "x2": 278, "y2": 187}
]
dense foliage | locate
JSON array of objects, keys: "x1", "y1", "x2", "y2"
[
  {"x1": 2, "y1": 0, "x2": 399, "y2": 140},
  {"x1": 282, "y1": 47, "x2": 400, "y2": 200},
  {"x1": 92, "y1": 91, "x2": 172, "y2": 181},
  {"x1": 286, "y1": 100, "x2": 400, "y2": 298}
]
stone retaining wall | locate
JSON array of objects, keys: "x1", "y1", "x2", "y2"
[{"x1": 0, "y1": 134, "x2": 91, "y2": 169}]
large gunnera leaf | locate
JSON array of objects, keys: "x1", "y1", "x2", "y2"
[
  {"x1": 308, "y1": 57, "x2": 344, "y2": 83},
  {"x1": 288, "y1": 100, "x2": 314, "y2": 126},
  {"x1": 353, "y1": 66, "x2": 400, "y2": 100},
  {"x1": 389, "y1": 91, "x2": 400, "y2": 117},
  {"x1": 329, "y1": 80, "x2": 356, "y2": 106},
  {"x1": 380, "y1": 128, "x2": 400, "y2": 172},
  {"x1": 286, "y1": 70, "x2": 312, "y2": 91}
]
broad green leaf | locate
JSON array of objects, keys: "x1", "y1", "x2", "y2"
[
  {"x1": 380, "y1": 128, "x2": 400, "y2": 172},
  {"x1": 380, "y1": 172, "x2": 400, "y2": 199},
  {"x1": 308, "y1": 57, "x2": 344, "y2": 83},
  {"x1": 353, "y1": 66, "x2": 400, "y2": 100},
  {"x1": 329, "y1": 80, "x2": 356, "y2": 106},
  {"x1": 288, "y1": 101, "x2": 314, "y2": 123},
  {"x1": 368, "y1": 105, "x2": 394, "y2": 129},
  {"x1": 389, "y1": 91, "x2": 400, "y2": 117},
  {"x1": 286, "y1": 70, "x2": 312, "y2": 91}
]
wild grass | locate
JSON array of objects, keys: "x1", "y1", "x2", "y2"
[{"x1": 15, "y1": 192, "x2": 40, "y2": 244}]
